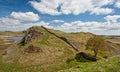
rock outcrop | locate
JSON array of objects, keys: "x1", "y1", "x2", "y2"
[{"x1": 21, "y1": 27, "x2": 44, "y2": 45}]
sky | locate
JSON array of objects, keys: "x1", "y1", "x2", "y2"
[{"x1": 0, "y1": 0, "x2": 120, "y2": 35}]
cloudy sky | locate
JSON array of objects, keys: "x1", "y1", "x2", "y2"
[{"x1": 0, "y1": 0, "x2": 120, "y2": 35}]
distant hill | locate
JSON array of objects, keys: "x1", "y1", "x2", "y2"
[{"x1": 0, "y1": 31, "x2": 24, "y2": 36}]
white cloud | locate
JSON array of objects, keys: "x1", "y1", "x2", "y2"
[
  {"x1": 92, "y1": 0, "x2": 114, "y2": 7},
  {"x1": 0, "y1": 21, "x2": 51, "y2": 31},
  {"x1": 0, "y1": 10, "x2": 120, "y2": 35},
  {"x1": 104, "y1": 15, "x2": 120, "y2": 23},
  {"x1": 54, "y1": 21, "x2": 120, "y2": 35},
  {"x1": 0, "y1": 17, "x2": 120, "y2": 35},
  {"x1": 11, "y1": 12, "x2": 40, "y2": 21},
  {"x1": 0, "y1": 11, "x2": 42, "y2": 31},
  {"x1": 90, "y1": 7, "x2": 113, "y2": 15},
  {"x1": 51, "y1": 20, "x2": 64, "y2": 23},
  {"x1": 0, "y1": 18, "x2": 20, "y2": 25},
  {"x1": 61, "y1": 0, "x2": 93, "y2": 15},
  {"x1": 0, "y1": 11, "x2": 40, "y2": 26},
  {"x1": 29, "y1": 0, "x2": 62, "y2": 15},
  {"x1": 115, "y1": 0, "x2": 120, "y2": 8},
  {"x1": 30, "y1": 0, "x2": 115, "y2": 15}
]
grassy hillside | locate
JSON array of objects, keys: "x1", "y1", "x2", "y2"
[
  {"x1": 1, "y1": 55, "x2": 120, "y2": 72},
  {"x1": 0, "y1": 26, "x2": 120, "y2": 72},
  {"x1": 58, "y1": 56, "x2": 120, "y2": 72}
]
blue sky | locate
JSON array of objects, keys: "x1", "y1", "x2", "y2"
[{"x1": 0, "y1": 0, "x2": 120, "y2": 35}]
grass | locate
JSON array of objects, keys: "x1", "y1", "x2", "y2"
[
  {"x1": 1, "y1": 26, "x2": 120, "y2": 72},
  {"x1": 58, "y1": 56, "x2": 120, "y2": 72},
  {"x1": 0, "y1": 58, "x2": 45, "y2": 72},
  {"x1": 0, "y1": 55, "x2": 120, "y2": 72},
  {"x1": 39, "y1": 33, "x2": 50, "y2": 45},
  {"x1": 8, "y1": 31, "x2": 76, "y2": 72},
  {"x1": 0, "y1": 59, "x2": 22, "y2": 72}
]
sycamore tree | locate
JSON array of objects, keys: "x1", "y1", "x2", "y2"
[{"x1": 86, "y1": 36, "x2": 107, "y2": 57}]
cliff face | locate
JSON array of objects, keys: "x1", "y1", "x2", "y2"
[{"x1": 21, "y1": 27, "x2": 45, "y2": 45}]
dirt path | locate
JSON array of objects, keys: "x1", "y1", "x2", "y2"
[{"x1": 2, "y1": 41, "x2": 18, "y2": 58}]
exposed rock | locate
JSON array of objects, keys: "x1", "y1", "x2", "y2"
[
  {"x1": 25, "y1": 45, "x2": 42, "y2": 53},
  {"x1": 21, "y1": 27, "x2": 44, "y2": 45}
]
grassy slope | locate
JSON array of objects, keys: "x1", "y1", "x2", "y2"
[
  {"x1": 5, "y1": 27, "x2": 77, "y2": 72},
  {"x1": 0, "y1": 26, "x2": 120, "y2": 72},
  {"x1": 58, "y1": 56, "x2": 120, "y2": 72},
  {"x1": 0, "y1": 55, "x2": 120, "y2": 72}
]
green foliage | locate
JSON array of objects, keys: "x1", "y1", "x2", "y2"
[
  {"x1": 59, "y1": 56, "x2": 120, "y2": 72},
  {"x1": 86, "y1": 36, "x2": 107, "y2": 57}
]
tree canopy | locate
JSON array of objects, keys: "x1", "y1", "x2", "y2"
[{"x1": 86, "y1": 36, "x2": 107, "y2": 57}]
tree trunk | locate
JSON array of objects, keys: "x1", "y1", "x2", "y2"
[
  {"x1": 94, "y1": 48, "x2": 98, "y2": 57},
  {"x1": 94, "y1": 52, "x2": 97, "y2": 57}
]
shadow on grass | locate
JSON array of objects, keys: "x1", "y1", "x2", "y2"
[{"x1": 75, "y1": 52, "x2": 98, "y2": 62}]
